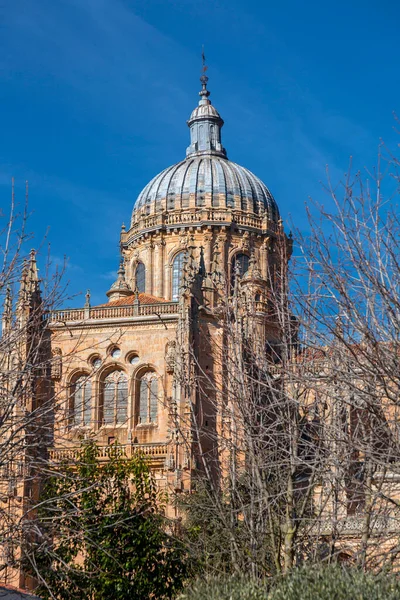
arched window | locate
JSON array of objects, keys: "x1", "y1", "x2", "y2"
[
  {"x1": 199, "y1": 124, "x2": 204, "y2": 146},
  {"x1": 138, "y1": 373, "x2": 158, "y2": 424},
  {"x1": 136, "y1": 262, "x2": 146, "y2": 293},
  {"x1": 102, "y1": 370, "x2": 128, "y2": 426},
  {"x1": 172, "y1": 252, "x2": 184, "y2": 302},
  {"x1": 231, "y1": 253, "x2": 249, "y2": 289},
  {"x1": 210, "y1": 124, "x2": 215, "y2": 143},
  {"x1": 71, "y1": 375, "x2": 92, "y2": 427}
]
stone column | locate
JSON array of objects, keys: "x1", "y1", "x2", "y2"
[
  {"x1": 155, "y1": 237, "x2": 165, "y2": 298},
  {"x1": 149, "y1": 241, "x2": 155, "y2": 295},
  {"x1": 203, "y1": 232, "x2": 212, "y2": 273},
  {"x1": 260, "y1": 237, "x2": 270, "y2": 280},
  {"x1": 216, "y1": 231, "x2": 227, "y2": 280}
]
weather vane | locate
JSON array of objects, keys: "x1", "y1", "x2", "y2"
[{"x1": 201, "y1": 45, "x2": 208, "y2": 75}]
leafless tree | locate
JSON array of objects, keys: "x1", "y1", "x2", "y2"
[
  {"x1": 0, "y1": 180, "x2": 107, "y2": 590},
  {"x1": 175, "y1": 141, "x2": 400, "y2": 575},
  {"x1": 173, "y1": 233, "x2": 324, "y2": 576},
  {"x1": 292, "y1": 144, "x2": 400, "y2": 570}
]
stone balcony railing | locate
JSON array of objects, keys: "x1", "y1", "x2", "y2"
[
  {"x1": 48, "y1": 442, "x2": 169, "y2": 464},
  {"x1": 44, "y1": 302, "x2": 180, "y2": 324},
  {"x1": 311, "y1": 514, "x2": 400, "y2": 536},
  {"x1": 126, "y1": 208, "x2": 280, "y2": 244}
]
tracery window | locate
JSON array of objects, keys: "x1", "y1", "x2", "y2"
[
  {"x1": 231, "y1": 252, "x2": 249, "y2": 289},
  {"x1": 172, "y1": 252, "x2": 184, "y2": 302},
  {"x1": 136, "y1": 262, "x2": 146, "y2": 293},
  {"x1": 102, "y1": 370, "x2": 128, "y2": 426},
  {"x1": 138, "y1": 373, "x2": 158, "y2": 424},
  {"x1": 71, "y1": 375, "x2": 92, "y2": 427}
]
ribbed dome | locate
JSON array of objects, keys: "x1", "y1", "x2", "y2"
[
  {"x1": 131, "y1": 73, "x2": 280, "y2": 227},
  {"x1": 188, "y1": 103, "x2": 222, "y2": 122},
  {"x1": 132, "y1": 156, "x2": 279, "y2": 220}
]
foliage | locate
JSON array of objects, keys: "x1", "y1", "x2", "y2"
[
  {"x1": 178, "y1": 478, "x2": 278, "y2": 577},
  {"x1": 267, "y1": 564, "x2": 400, "y2": 600},
  {"x1": 27, "y1": 440, "x2": 190, "y2": 600},
  {"x1": 178, "y1": 575, "x2": 268, "y2": 600},
  {"x1": 178, "y1": 565, "x2": 400, "y2": 600},
  {"x1": 177, "y1": 481, "x2": 239, "y2": 575}
]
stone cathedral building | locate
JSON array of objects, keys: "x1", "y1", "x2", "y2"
[
  {"x1": 4, "y1": 73, "x2": 400, "y2": 592},
  {"x1": 43, "y1": 71, "x2": 287, "y2": 487},
  {"x1": 1, "y1": 73, "x2": 290, "y2": 588}
]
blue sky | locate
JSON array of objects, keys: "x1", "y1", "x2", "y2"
[{"x1": 0, "y1": 0, "x2": 398, "y2": 306}]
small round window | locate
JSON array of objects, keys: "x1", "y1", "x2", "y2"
[
  {"x1": 89, "y1": 355, "x2": 102, "y2": 369},
  {"x1": 130, "y1": 355, "x2": 140, "y2": 365},
  {"x1": 111, "y1": 347, "x2": 121, "y2": 359}
]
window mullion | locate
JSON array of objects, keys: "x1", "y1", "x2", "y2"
[{"x1": 114, "y1": 382, "x2": 117, "y2": 426}]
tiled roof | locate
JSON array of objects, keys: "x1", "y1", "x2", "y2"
[
  {"x1": 0, "y1": 585, "x2": 41, "y2": 599},
  {"x1": 96, "y1": 293, "x2": 167, "y2": 308}
]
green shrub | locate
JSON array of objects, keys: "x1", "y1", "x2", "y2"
[
  {"x1": 179, "y1": 566, "x2": 400, "y2": 600},
  {"x1": 178, "y1": 575, "x2": 267, "y2": 600},
  {"x1": 268, "y1": 564, "x2": 400, "y2": 600}
]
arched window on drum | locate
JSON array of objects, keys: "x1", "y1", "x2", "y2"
[
  {"x1": 171, "y1": 252, "x2": 185, "y2": 302},
  {"x1": 101, "y1": 370, "x2": 128, "y2": 426},
  {"x1": 230, "y1": 253, "x2": 250, "y2": 290},
  {"x1": 136, "y1": 262, "x2": 146, "y2": 293},
  {"x1": 70, "y1": 375, "x2": 92, "y2": 427},
  {"x1": 138, "y1": 372, "x2": 158, "y2": 425}
]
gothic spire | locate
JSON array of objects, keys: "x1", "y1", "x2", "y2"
[{"x1": 106, "y1": 258, "x2": 133, "y2": 302}]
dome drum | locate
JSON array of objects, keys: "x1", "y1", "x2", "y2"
[{"x1": 123, "y1": 208, "x2": 281, "y2": 249}]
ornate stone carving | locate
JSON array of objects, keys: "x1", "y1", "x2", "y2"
[
  {"x1": 164, "y1": 453, "x2": 175, "y2": 471},
  {"x1": 179, "y1": 231, "x2": 189, "y2": 248},
  {"x1": 262, "y1": 236, "x2": 271, "y2": 252},
  {"x1": 241, "y1": 230, "x2": 251, "y2": 251},
  {"x1": 183, "y1": 450, "x2": 191, "y2": 470},
  {"x1": 215, "y1": 232, "x2": 226, "y2": 249},
  {"x1": 165, "y1": 340, "x2": 176, "y2": 374},
  {"x1": 51, "y1": 347, "x2": 62, "y2": 381}
]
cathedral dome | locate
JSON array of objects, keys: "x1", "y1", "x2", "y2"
[
  {"x1": 133, "y1": 156, "x2": 278, "y2": 219},
  {"x1": 131, "y1": 73, "x2": 280, "y2": 228}
]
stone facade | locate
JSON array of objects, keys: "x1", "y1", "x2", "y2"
[
  {"x1": 43, "y1": 73, "x2": 287, "y2": 482},
  {"x1": 0, "y1": 74, "x2": 291, "y2": 589}
]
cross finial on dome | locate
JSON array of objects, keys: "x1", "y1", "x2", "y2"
[
  {"x1": 199, "y1": 46, "x2": 210, "y2": 102},
  {"x1": 185, "y1": 49, "x2": 227, "y2": 158}
]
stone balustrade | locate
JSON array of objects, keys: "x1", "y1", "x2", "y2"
[
  {"x1": 311, "y1": 514, "x2": 400, "y2": 536},
  {"x1": 48, "y1": 442, "x2": 169, "y2": 463},
  {"x1": 44, "y1": 302, "x2": 180, "y2": 324},
  {"x1": 49, "y1": 309, "x2": 85, "y2": 322},
  {"x1": 125, "y1": 208, "x2": 279, "y2": 245},
  {"x1": 254, "y1": 301, "x2": 269, "y2": 313}
]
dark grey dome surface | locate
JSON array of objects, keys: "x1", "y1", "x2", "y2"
[{"x1": 131, "y1": 155, "x2": 279, "y2": 223}]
